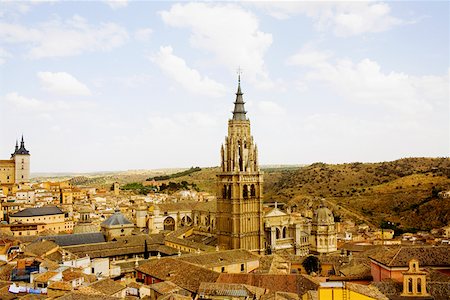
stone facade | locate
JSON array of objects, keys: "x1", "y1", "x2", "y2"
[
  {"x1": 216, "y1": 78, "x2": 264, "y2": 253},
  {"x1": 309, "y1": 205, "x2": 337, "y2": 254},
  {"x1": 0, "y1": 137, "x2": 30, "y2": 185},
  {"x1": 264, "y1": 206, "x2": 310, "y2": 256}
]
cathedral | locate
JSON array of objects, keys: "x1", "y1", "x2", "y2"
[
  {"x1": 216, "y1": 76, "x2": 265, "y2": 254},
  {"x1": 0, "y1": 136, "x2": 31, "y2": 185}
]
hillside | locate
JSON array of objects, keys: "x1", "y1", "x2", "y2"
[
  {"x1": 62, "y1": 158, "x2": 450, "y2": 231},
  {"x1": 266, "y1": 158, "x2": 450, "y2": 231}
]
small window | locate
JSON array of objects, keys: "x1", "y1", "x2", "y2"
[
  {"x1": 221, "y1": 267, "x2": 225, "y2": 273},
  {"x1": 240, "y1": 264, "x2": 245, "y2": 272}
]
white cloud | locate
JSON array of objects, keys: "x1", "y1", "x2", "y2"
[
  {"x1": 134, "y1": 28, "x2": 153, "y2": 42},
  {"x1": 37, "y1": 71, "x2": 92, "y2": 96},
  {"x1": 0, "y1": 15, "x2": 128, "y2": 58},
  {"x1": 160, "y1": 3, "x2": 273, "y2": 87},
  {"x1": 257, "y1": 101, "x2": 285, "y2": 115},
  {"x1": 4, "y1": 92, "x2": 48, "y2": 110},
  {"x1": 289, "y1": 49, "x2": 448, "y2": 114},
  {"x1": 4, "y1": 92, "x2": 95, "y2": 112},
  {"x1": 0, "y1": 47, "x2": 12, "y2": 64},
  {"x1": 253, "y1": 2, "x2": 403, "y2": 37},
  {"x1": 151, "y1": 46, "x2": 226, "y2": 98},
  {"x1": 287, "y1": 47, "x2": 332, "y2": 67},
  {"x1": 104, "y1": 0, "x2": 128, "y2": 10}
]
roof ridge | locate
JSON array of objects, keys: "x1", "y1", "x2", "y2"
[{"x1": 389, "y1": 247, "x2": 403, "y2": 267}]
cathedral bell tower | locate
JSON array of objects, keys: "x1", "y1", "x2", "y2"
[{"x1": 216, "y1": 76, "x2": 264, "y2": 254}]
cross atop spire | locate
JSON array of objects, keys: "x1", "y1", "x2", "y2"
[{"x1": 232, "y1": 72, "x2": 247, "y2": 121}]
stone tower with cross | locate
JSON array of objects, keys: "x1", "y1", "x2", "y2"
[{"x1": 216, "y1": 76, "x2": 265, "y2": 254}]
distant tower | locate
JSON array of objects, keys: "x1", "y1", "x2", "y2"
[
  {"x1": 310, "y1": 204, "x2": 337, "y2": 254},
  {"x1": 136, "y1": 205, "x2": 148, "y2": 229},
  {"x1": 216, "y1": 75, "x2": 264, "y2": 254},
  {"x1": 12, "y1": 135, "x2": 30, "y2": 184},
  {"x1": 113, "y1": 182, "x2": 120, "y2": 196},
  {"x1": 401, "y1": 259, "x2": 430, "y2": 297}
]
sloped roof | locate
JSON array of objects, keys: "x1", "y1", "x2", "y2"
[
  {"x1": 136, "y1": 258, "x2": 220, "y2": 293},
  {"x1": 198, "y1": 282, "x2": 264, "y2": 297},
  {"x1": 178, "y1": 249, "x2": 259, "y2": 268},
  {"x1": 11, "y1": 206, "x2": 64, "y2": 217},
  {"x1": 100, "y1": 210, "x2": 133, "y2": 228},
  {"x1": 37, "y1": 232, "x2": 105, "y2": 247},
  {"x1": 216, "y1": 273, "x2": 319, "y2": 295},
  {"x1": 345, "y1": 282, "x2": 388, "y2": 300},
  {"x1": 265, "y1": 207, "x2": 288, "y2": 218},
  {"x1": 369, "y1": 246, "x2": 450, "y2": 267},
  {"x1": 89, "y1": 278, "x2": 126, "y2": 296},
  {"x1": 24, "y1": 240, "x2": 59, "y2": 257},
  {"x1": 148, "y1": 281, "x2": 185, "y2": 294}
]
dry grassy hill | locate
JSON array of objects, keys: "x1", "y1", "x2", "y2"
[
  {"x1": 266, "y1": 158, "x2": 450, "y2": 231},
  {"x1": 62, "y1": 158, "x2": 450, "y2": 231}
]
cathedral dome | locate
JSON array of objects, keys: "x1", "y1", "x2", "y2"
[{"x1": 313, "y1": 206, "x2": 335, "y2": 225}]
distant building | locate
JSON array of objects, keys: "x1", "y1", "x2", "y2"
[
  {"x1": 101, "y1": 208, "x2": 135, "y2": 241},
  {"x1": 264, "y1": 205, "x2": 310, "y2": 256},
  {"x1": 216, "y1": 76, "x2": 264, "y2": 254},
  {"x1": 0, "y1": 136, "x2": 30, "y2": 185},
  {"x1": 309, "y1": 204, "x2": 337, "y2": 254},
  {"x1": 5, "y1": 206, "x2": 73, "y2": 236},
  {"x1": 369, "y1": 246, "x2": 450, "y2": 282},
  {"x1": 73, "y1": 208, "x2": 99, "y2": 234}
]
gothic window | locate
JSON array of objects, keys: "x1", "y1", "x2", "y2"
[
  {"x1": 223, "y1": 185, "x2": 227, "y2": 199},
  {"x1": 243, "y1": 185, "x2": 248, "y2": 199},
  {"x1": 276, "y1": 228, "x2": 281, "y2": 239},
  {"x1": 408, "y1": 278, "x2": 413, "y2": 293},
  {"x1": 250, "y1": 184, "x2": 256, "y2": 197},
  {"x1": 417, "y1": 278, "x2": 422, "y2": 293},
  {"x1": 238, "y1": 143, "x2": 243, "y2": 171},
  {"x1": 282, "y1": 227, "x2": 287, "y2": 238},
  {"x1": 227, "y1": 186, "x2": 232, "y2": 199}
]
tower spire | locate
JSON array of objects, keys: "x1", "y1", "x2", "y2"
[
  {"x1": 15, "y1": 140, "x2": 18, "y2": 152},
  {"x1": 232, "y1": 72, "x2": 247, "y2": 121},
  {"x1": 21, "y1": 135, "x2": 24, "y2": 147}
]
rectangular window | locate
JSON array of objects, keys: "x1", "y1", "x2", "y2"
[{"x1": 241, "y1": 264, "x2": 245, "y2": 272}]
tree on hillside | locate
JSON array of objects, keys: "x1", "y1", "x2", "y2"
[{"x1": 302, "y1": 255, "x2": 320, "y2": 275}]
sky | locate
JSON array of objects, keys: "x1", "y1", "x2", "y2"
[{"x1": 0, "y1": 1, "x2": 449, "y2": 173}]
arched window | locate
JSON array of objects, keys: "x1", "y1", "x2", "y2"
[
  {"x1": 250, "y1": 185, "x2": 256, "y2": 197},
  {"x1": 181, "y1": 216, "x2": 192, "y2": 227},
  {"x1": 243, "y1": 185, "x2": 248, "y2": 199},
  {"x1": 276, "y1": 228, "x2": 281, "y2": 239},
  {"x1": 227, "y1": 186, "x2": 232, "y2": 199},
  {"x1": 282, "y1": 227, "x2": 287, "y2": 238},
  {"x1": 164, "y1": 217, "x2": 175, "y2": 231},
  {"x1": 408, "y1": 278, "x2": 413, "y2": 293},
  {"x1": 417, "y1": 278, "x2": 422, "y2": 293}
]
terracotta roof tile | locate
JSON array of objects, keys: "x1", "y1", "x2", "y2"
[
  {"x1": 89, "y1": 278, "x2": 126, "y2": 296},
  {"x1": 216, "y1": 274, "x2": 319, "y2": 295},
  {"x1": 136, "y1": 258, "x2": 220, "y2": 293},
  {"x1": 369, "y1": 246, "x2": 450, "y2": 267}
]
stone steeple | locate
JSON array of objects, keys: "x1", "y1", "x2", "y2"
[
  {"x1": 216, "y1": 77, "x2": 264, "y2": 254},
  {"x1": 232, "y1": 75, "x2": 247, "y2": 121}
]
